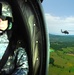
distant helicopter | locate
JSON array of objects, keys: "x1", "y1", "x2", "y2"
[{"x1": 61, "y1": 29, "x2": 69, "y2": 34}]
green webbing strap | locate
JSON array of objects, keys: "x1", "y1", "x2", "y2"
[{"x1": 0, "y1": 41, "x2": 11, "y2": 72}]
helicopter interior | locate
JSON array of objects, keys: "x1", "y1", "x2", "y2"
[{"x1": 0, "y1": 0, "x2": 49, "y2": 75}]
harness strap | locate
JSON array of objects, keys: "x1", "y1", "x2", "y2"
[{"x1": 0, "y1": 42, "x2": 11, "y2": 71}]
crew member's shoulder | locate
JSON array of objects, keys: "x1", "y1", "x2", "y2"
[{"x1": 15, "y1": 47, "x2": 26, "y2": 54}]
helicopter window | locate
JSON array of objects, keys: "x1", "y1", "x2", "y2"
[{"x1": 48, "y1": 1, "x2": 74, "y2": 75}]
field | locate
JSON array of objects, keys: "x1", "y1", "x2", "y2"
[{"x1": 49, "y1": 34, "x2": 74, "y2": 75}]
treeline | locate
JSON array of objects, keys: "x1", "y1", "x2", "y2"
[
  {"x1": 50, "y1": 41, "x2": 74, "y2": 51},
  {"x1": 49, "y1": 34, "x2": 74, "y2": 42}
]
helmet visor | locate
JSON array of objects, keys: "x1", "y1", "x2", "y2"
[
  {"x1": 0, "y1": 15, "x2": 6, "y2": 20},
  {"x1": 0, "y1": 15, "x2": 12, "y2": 21}
]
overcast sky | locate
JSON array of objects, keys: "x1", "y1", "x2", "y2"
[{"x1": 42, "y1": 0, "x2": 74, "y2": 35}]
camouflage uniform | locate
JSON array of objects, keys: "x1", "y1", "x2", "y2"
[{"x1": 0, "y1": 32, "x2": 29, "y2": 75}]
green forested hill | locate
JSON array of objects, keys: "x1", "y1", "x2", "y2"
[
  {"x1": 49, "y1": 34, "x2": 74, "y2": 50},
  {"x1": 49, "y1": 34, "x2": 74, "y2": 42},
  {"x1": 49, "y1": 34, "x2": 74, "y2": 75}
]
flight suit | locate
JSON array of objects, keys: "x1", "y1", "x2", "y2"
[{"x1": 0, "y1": 32, "x2": 29, "y2": 75}]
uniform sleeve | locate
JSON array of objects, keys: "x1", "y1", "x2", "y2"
[{"x1": 12, "y1": 47, "x2": 29, "y2": 75}]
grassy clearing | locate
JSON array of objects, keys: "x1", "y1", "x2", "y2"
[{"x1": 48, "y1": 47, "x2": 74, "y2": 75}]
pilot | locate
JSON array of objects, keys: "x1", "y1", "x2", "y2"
[{"x1": 0, "y1": 2, "x2": 29, "y2": 75}]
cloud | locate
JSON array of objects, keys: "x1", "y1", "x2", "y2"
[{"x1": 45, "y1": 13, "x2": 74, "y2": 35}]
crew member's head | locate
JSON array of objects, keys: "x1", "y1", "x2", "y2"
[{"x1": 0, "y1": 2, "x2": 13, "y2": 35}]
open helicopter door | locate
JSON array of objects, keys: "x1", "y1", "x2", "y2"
[{"x1": 2, "y1": 0, "x2": 49, "y2": 75}]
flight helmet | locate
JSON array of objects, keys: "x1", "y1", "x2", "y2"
[{"x1": 0, "y1": 2, "x2": 13, "y2": 31}]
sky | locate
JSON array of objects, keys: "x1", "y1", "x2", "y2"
[{"x1": 42, "y1": 0, "x2": 74, "y2": 35}]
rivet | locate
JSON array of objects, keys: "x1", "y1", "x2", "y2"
[
  {"x1": 36, "y1": 41, "x2": 38, "y2": 43},
  {"x1": 34, "y1": 24, "x2": 36, "y2": 26},
  {"x1": 36, "y1": 58, "x2": 38, "y2": 61}
]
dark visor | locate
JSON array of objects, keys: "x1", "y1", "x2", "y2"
[
  {"x1": 0, "y1": 15, "x2": 6, "y2": 20},
  {"x1": 0, "y1": 15, "x2": 12, "y2": 21}
]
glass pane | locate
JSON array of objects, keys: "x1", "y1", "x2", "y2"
[{"x1": 42, "y1": 0, "x2": 74, "y2": 75}]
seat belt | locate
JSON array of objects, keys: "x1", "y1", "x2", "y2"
[{"x1": 0, "y1": 41, "x2": 12, "y2": 72}]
